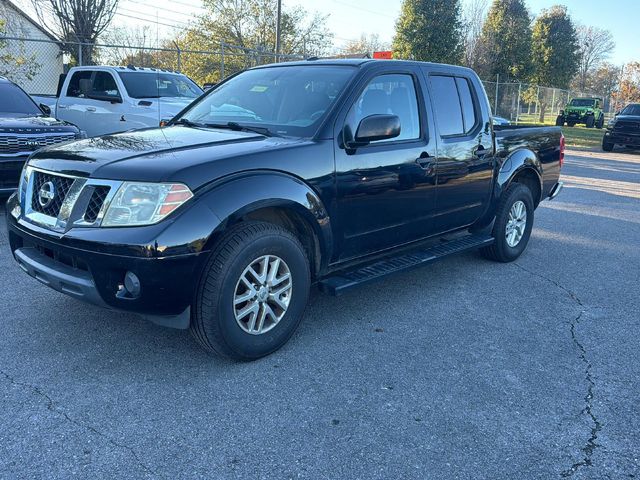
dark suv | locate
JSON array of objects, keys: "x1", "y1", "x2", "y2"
[
  {"x1": 603, "y1": 103, "x2": 640, "y2": 151},
  {"x1": 0, "y1": 77, "x2": 81, "y2": 195}
]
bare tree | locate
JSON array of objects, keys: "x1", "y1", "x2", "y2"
[
  {"x1": 461, "y1": 0, "x2": 488, "y2": 69},
  {"x1": 31, "y1": 0, "x2": 119, "y2": 64},
  {"x1": 576, "y1": 25, "x2": 615, "y2": 91},
  {"x1": 341, "y1": 33, "x2": 389, "y2": 57}
]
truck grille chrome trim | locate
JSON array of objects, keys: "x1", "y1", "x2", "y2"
[
  {"x1": 0, "y1": 132, "x2": 76, "y2": 156},
  {"x1": 21, "y1": 166, "x2": 122, "y2": 232}
]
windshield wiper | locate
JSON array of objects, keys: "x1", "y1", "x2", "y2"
[{"x1": 204, "y1": 122, "x2": 275, "y2": 137}]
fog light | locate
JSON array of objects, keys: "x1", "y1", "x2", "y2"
[
  {"x1": 11, "y1": 202, "x2": 21, "y2": 220},
  {"x1": 124, "y1": 271, "x2": 141, "y2": 298}
]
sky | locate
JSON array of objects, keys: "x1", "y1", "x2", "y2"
[{"x1": 11, "y1": 0, "x2": 639, "y2": 65}]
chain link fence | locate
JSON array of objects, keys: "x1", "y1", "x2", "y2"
[
  {"x1": 481, "y1": 79, "x2": 613, "y2": 125},
  {"x1": 0, "y1": 36, "x2": 303, "y2": 95},
  {"x1": 1, "y1": 35, "x2": 615, "y2": 125}
]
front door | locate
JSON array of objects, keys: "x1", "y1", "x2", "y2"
[{"x1": 334, "y1": 69, "x2": 438, "y2": 261}]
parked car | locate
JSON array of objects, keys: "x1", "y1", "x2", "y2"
[
  {"x1": 6, "y1": 59, "x2": 564, "y2": 360},
  {"x1": 492, "y1": 116, "x2": 511, "y2": 126},
  {"x1": 555, "y1": 97, "x2": 605, "y2": 128},
  {"x1": 0, "y1": 77, "x2": 81, "y2": 196},
  {"x1": 602, "y1": 103, "x2": 640, "y2": 152},
  {"x1": 32, "y1": 66, "x2": 203, "y2": 137}
]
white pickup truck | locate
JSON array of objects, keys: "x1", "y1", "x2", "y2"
[{"x1": 33, "y1": 66, "x2": 203, "y2": 137}]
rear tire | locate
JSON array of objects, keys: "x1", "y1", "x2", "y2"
[
  {"x1": 567, "y1": 121, "x2": 576, "y2": 127},
  {"x1": 481, "y1": 183, "x2": 534, "y2": 263},
  {"x1": 596, "y1": 115, "x2": 604, "y2": 129},
  {"x1": 585, "y1": 116, "x2": 595, "y2": 128},
  {"x1": 190, "y1": 221, "x2": 310, "y2": 360}
]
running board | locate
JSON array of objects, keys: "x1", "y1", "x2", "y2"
[{"x1": 319, "y1": 234, "x2": 494, "y2": 296}]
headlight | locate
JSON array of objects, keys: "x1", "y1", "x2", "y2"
[{"x1": 102, "y1": 182, "x2": 193, "y2": 227}]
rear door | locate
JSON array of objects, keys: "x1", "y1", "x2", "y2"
[
  {"x1": 422, "y1": 70, "x2": 494, "y2": 232},
  {"x1": 333, "y1": 66, "x2": 438, "y2": 260}
]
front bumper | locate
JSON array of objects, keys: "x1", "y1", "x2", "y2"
[
  {"x1": 604, "y1": 130, "x2": 640, "y2": 146},
  {"x1": 6, "y1": 193, "x2": 214, "y2": 328}
]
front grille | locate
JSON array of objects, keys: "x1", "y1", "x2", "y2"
[
  {"x1": 83, "y1": 186, "x2": 110, "y2": 223},
  {"x1": 614, "y1": 121, "x2": 640, "y2": 134},
  {"x1": 0, "y1": 133, "x2": 76, "y2": 155},
  {"x1": 31, "y1": 171, "x2": 74, "y2": 217}
]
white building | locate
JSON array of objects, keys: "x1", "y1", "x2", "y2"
[{"x1": 0, "y1": 0, "x2": 64, "y2": 94}]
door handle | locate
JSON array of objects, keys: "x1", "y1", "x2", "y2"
[
  {"x1": 58, "y1": 104, "x2": 67, "y2": 109},
  {"x1": 474, "y1": 145, "x2": 492, "y2": 158},
  {"x1": 86, "y1": 106, "x2": 97, "y2": 112},
  {"x1": 415, "y1": 152, "x2": 434, "y2": 170}
]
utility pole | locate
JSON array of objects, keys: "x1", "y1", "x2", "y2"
[{"x1": 275, "y1": 0, "x2": 282, "y2": 62}]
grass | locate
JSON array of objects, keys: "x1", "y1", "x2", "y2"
[
  {"x1": 507, "y1": 113, "x2": 605, "y2": 150},
  {"x1": 560, "y1": 126, "x2": 604, "y2": 149}
]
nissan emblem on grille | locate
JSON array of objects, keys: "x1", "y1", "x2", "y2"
[{"x1": 38, "y1": 181, "x2": 56, "y2": 208}]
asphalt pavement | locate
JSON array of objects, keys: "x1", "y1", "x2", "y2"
[{"x1": 0, "y1": 148, "x2": 638, "y2": 479}]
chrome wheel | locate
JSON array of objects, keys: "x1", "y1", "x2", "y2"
[
  {"x1": 505, "y1": 200, "x2": 527, "y2": 247},
  {"x1": 233, "y1": 255, "x2": 292, "y2": 335}
]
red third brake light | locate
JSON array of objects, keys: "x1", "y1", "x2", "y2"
[{"x1": 559, "y1": 133, "x2": 565, "y2": 169}]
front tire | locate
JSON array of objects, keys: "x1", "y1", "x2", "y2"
[
  {"x1": 585, "y1": 116, "x2": 595, "y2": 128},
  {"x1": 481, "y1": 183, "x2": 534, "y2": 263},
  {"x1": 555, "y1": 115, "x2": 564, "y2": 126},
  {"x1": 602, "y1": 138, "x2": 614, "y2": 152},
  {"x1": 596, "y1": 115, "x2": 604, "y2": 129},
  {"x1": 191, "y1": 221, "x2": 311, "y2": 360}
]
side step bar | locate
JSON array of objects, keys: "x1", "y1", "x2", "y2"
[{"x1": 319, "y1": 234, "x2": 494, "y2": 296}]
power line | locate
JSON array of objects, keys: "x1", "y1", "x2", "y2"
[
  {"x1": 326, "y1": 0, "x2": 390, "y2": 18},
  {"x1": 114, "y1": 11, "x2": 189, "y2": 30},
  {"x1": 122, "y1": 0, "x2": 202, "y2": 19},
  {"x1": 117, "y1": 6, "x2": 193, "y2": 28}
]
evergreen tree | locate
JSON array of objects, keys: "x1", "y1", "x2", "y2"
[
  {"x1": 392, "y1": 0, "x2": 463, "y2": 64},
  {"x1": 530, "y1": 5, "x2": 580, "y2": 89},
  {"x1": 477, "y1": 0, "x2": 532, "y2": 81}
]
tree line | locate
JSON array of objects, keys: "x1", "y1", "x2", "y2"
[{"x1": 2, "y1": 0, "x2": 638, "y2": 107}]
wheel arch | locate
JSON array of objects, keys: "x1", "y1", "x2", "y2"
[
  {"x1": 199, "y1": 171, "x2": 333, "y2": 276},
  {"x1": 497, "y1": 148, "x2": 543, "y2": 207}
]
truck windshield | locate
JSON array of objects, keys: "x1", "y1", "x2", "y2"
[
  {"x1": 621, "y1": 104, "x2": 640, "y2": 116},
  {"x1": 569, "y1": 99, "x2": 595, "y2": 107},
  {"x1": 176, "y1": 65, "x2": 356, "y2": 137},
  {"x1": 117, "y1": 72, "x2": 203, "y2": 99},
  {"x1": 0, "y1": 83, "x2": 42, "y2": 117}
]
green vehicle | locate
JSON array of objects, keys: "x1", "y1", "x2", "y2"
[{"x1": 555, "y1": 97, "x2": 605, "y2": 128}]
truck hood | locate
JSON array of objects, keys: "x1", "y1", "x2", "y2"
[
  {"x1": 0, "y1": 115, "x2": 80, "y2": 134},
  {"x1": 27, "y1": 125, "x2": 307, "y2": 190}
]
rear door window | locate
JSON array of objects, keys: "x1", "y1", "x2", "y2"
[
  {"x1": 429, "y1": 75, "x2": 478, "y2": 136},
  {"x1": 430, "y1": 75, "x2": 464, "y2": 136}
]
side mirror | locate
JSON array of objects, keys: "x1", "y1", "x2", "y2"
[
  {"x1": 39, "y1": 103, "x2": 52, "y2": 116},
  {"x1": 348, "y1": 114, "x2": 401, "y2": 148},
  {"x1": 615, "y1": 111, "x2": 620, "y2": 117}
]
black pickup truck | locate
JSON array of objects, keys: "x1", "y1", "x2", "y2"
[
  {"x1": 0, "y1": 77, "x2": 81, "y2": 195},
  {"x1": 6, "y1": 59, "x2": 564, "y2": 359}
]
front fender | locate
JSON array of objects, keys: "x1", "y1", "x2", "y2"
[{"x1": 198, "y1": 171, "x2": 333, "y2": 264}]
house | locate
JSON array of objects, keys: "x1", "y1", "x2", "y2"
[{"x1": 0, "y1": 0, "x2": 64, "y2": 94}]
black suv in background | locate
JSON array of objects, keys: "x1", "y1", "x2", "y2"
[
  {"x1": 603, "y1": 103, "x2": 640, "y2": 151},
  {"x1": 0, "y1": 77, "x2": 82, "y2": 195}
]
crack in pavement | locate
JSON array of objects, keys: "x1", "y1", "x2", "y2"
[
  {"x1": 0, "y1": 368, "x2": 161, "y2": 478},
  {"x1": 512, "y1": 262, "x2": 602, "y2": 478}
]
